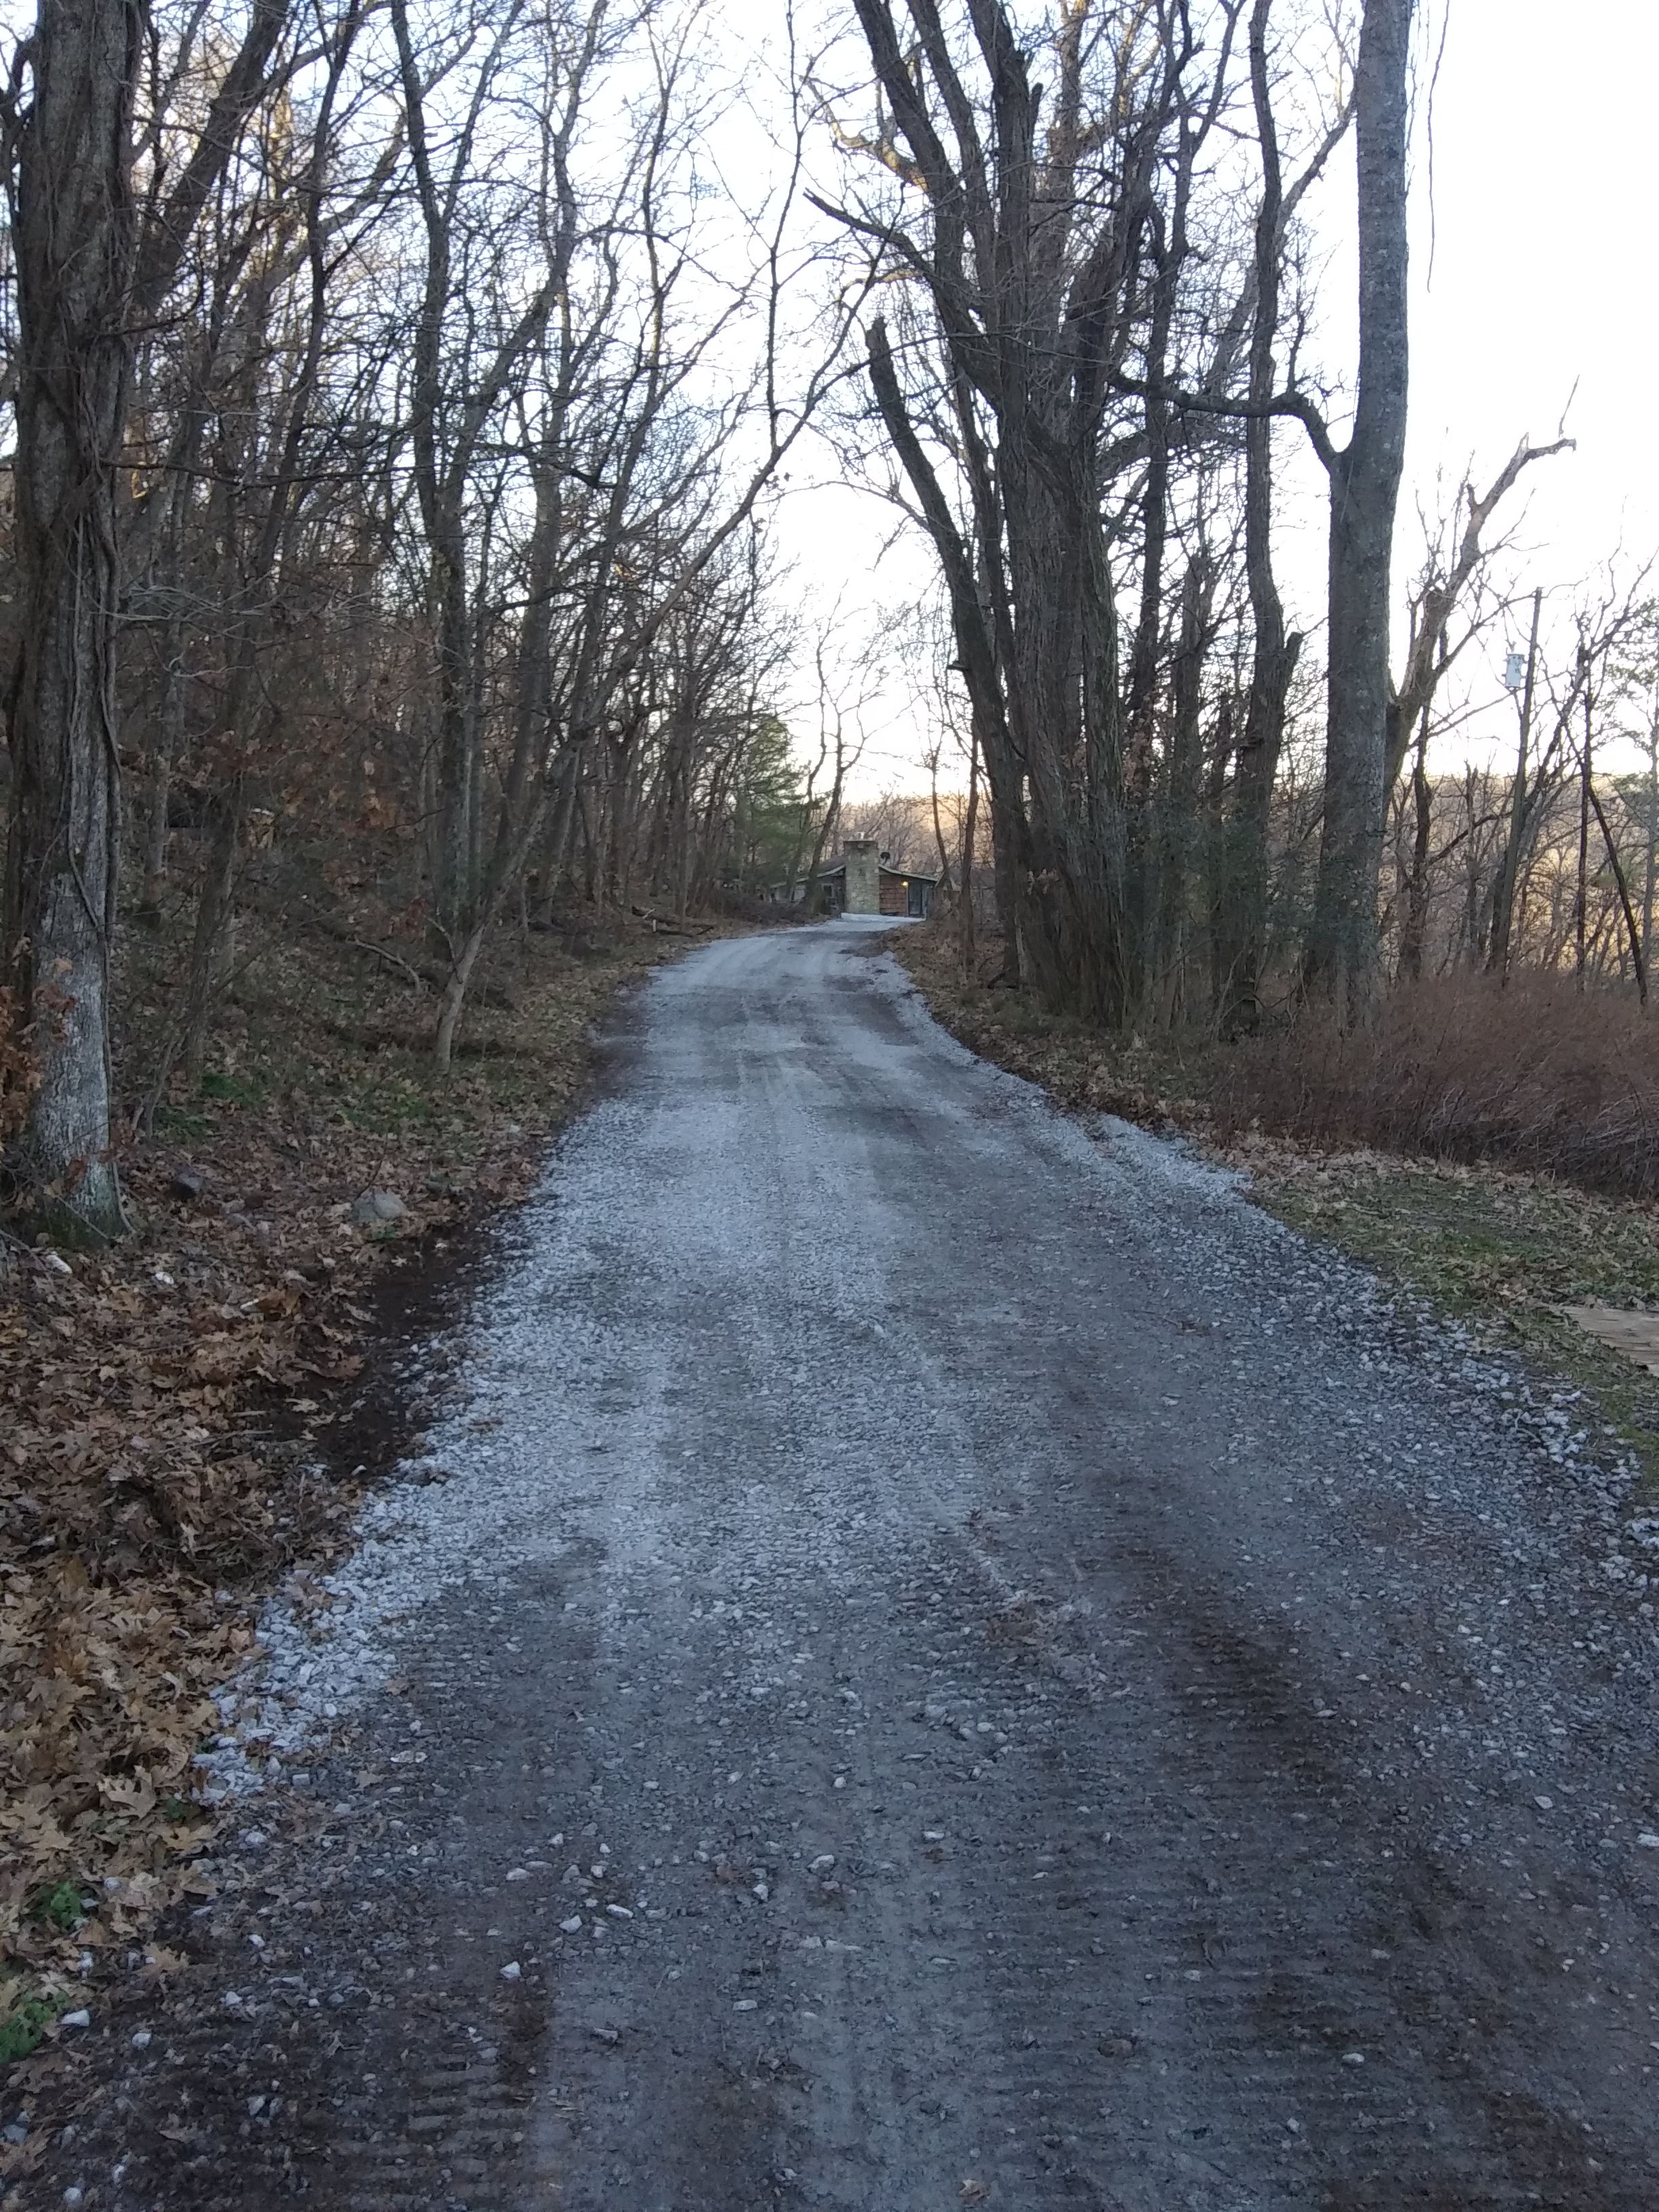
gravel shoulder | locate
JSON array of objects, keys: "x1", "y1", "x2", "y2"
[{"x1": 15, "y1": 919, "x2": 1659, "y2": 2211}]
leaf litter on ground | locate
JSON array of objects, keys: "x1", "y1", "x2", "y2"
[{"x1": 1, "y1": 907, "x2": 719, "y2": 2087}]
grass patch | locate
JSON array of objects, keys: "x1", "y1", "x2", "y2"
[
  {"x1": 1236, "y1": 1143, "x2": 1659, "y2": 1494},
  {"x1": 152, "y1": 1100, "x2": 211, "y2": 1141},
  {"x1": 0, "y1": 1975, "x2": 68, "y2": 2066},
  {"x1": 1213, "y1": 975, "x2": 1659, "y2": 1202},
  {"x1": 197, "y1": 1069, "x2": 265, "y2": 1106},
  {"x1": 30, "y1": 1885, "x2": 85, "y2": 1936}
]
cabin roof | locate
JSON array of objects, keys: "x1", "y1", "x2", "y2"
[{"x1": 807, "y1": 858, "x2": 939, "y2": 883}]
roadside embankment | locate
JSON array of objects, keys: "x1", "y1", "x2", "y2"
[
  {"x1": 890, "y1": 920, "x2": 1659, "y2": 1500},
  {"x1": 1, "y1": 903, "x2": 736, "y2": 2083}
]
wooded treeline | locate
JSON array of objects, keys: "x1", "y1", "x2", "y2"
[
  {"x1": 820, "y1": 0, "x2": 1658, "y2": 1031},
  {"x1": 0, "y1": 0, "x2": 1650, "y2": 1241},
  {"x1": 0, "y1": 0, "x2": 847, "y2": 1238}
]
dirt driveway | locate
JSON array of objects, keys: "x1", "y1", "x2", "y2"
[{"x1": 28, "y1": 920, "x2": 1659, "y2": 2210}]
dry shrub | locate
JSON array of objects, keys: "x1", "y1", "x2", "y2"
[{"x1": 1216, "y1": 975, "x2": 1659, "y2": 1198}]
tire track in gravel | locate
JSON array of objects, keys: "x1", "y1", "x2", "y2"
[{"x1": 40, "y1": 918, "x2": 1659, "y2": 2212}]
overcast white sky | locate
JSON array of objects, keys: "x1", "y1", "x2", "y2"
[
  {"x1": 768, "y1": 0, "x2": 1659, "y2": 796},
  {"x1": 1407, "y1": 0, "x2": 1656, "y2": 584}
]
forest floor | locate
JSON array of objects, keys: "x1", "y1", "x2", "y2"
[
  {"x1": 891, "y1": 924, "x2": 1659, "y2": 1505},
  {"x1": 8, "y1": 918, "x2": 1659, "y2": 2210},
  {"x1": 0, "y1": 896, "x2": 739, "y2": 2102}
]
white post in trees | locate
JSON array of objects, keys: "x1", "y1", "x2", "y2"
[{"x1": 2, "y1": 0, "x2": 144, "y2": 1242}]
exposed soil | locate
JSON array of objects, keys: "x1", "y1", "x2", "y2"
[{"x1": 10, "y1": 921, "x2": 1659, "y2": 2211}]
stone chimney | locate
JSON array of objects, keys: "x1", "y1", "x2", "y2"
[{"x1": 842, "y1": 836, "x2": 880, "y2": 915}]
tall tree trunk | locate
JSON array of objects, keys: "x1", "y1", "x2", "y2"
[
  {"x1": 390, "y1": 0, "x2": 495, "y2": 953},
  {"x1": 1204, "y1": 692, "x2": 1236, "y2": 1009},
  {"x1": 1643, "y1": 682, "x2": 1658, "y2": 983},
  {"x1": 1487, "y1": 586, "x2": 1542, "y2": 979},
  {"x1": 926, "y1": 747, "x2": 954, "y2": 900},
  {"x1": 1398, "y1": 701, "x2": 1432, "y2": 981},
  {"x1": 841, "y1": 0, "x2": 1206, "y2": 1024},
  {"x1": 134, "y1": 448, "x2": 198, "y2": 919},
  {"x1": 1152, "y1": 548, "x2": 1214, "y2": 1018},
  {"x1": 429, "y1": 457, "x2": 566, "y2": 1067},
  {"x1": 176, "y1": 35, "x2": 350, "y2": 1088},
  {"x1": 138, "y1": 609, "x2": 184, "y2": 917},
  {"x1": 533, "y1": 745, "x2": 582, "y2": 926},
  {"x1": 1586, "y1": 773, "x2": 1648, "y2": 1008},
  {"x1": 181, "y1": 769, "x2": 243, "y2": 1086},
  {"x1": 960, "y1": 731, "x2": 981, "y2": 977},
  {"x1": 1127, "y1": 77, "x2": 1207, "y2": 1006},
  {"x1": 3, "y1": 0, "x2": 293, "y2": 1233},
  {"x1": 1304, "y1": 0, "x2": 1412, "y2": 1023},
  {"x1": 1575, "y1": 682, "x2": 1591, "y2": 989},
  {"x1": 865, "y1": 319, "x2": 1028, "y2": 988},
  {"x1": 1217, "y1": 0, "x2": 1303, "y2": 1032},
  {"x1": 2, "y1": 0, "x2": 144, "y2": 1240}
]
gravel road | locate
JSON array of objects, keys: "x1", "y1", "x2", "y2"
[{"x1": 56, "y1": 920, "x2": 1659, "y2": 2210}]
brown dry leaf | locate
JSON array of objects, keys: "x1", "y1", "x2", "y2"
[
  {"x1": 0, "y1": 2135, "x2": 45, "y2": 2181},
  {"x1": 1, "y1": 914, "x2": 710, "y2": 2038}
]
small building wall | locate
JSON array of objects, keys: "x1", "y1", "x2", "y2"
[
  {"x1": 843, "y1": 837, "x2": 880, "y2": 914},
  {"x1": 879, "y1": 868, "x2": 935, "y2": 917}
]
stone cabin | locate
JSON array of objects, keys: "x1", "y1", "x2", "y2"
[{"x1": 783, "y1": 836, "x2": 938, "y2": 918}]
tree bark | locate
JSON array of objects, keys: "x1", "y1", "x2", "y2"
[
  {"x1": 2, "y1": 0, "x2": 296, "y2": 1235},
  {"x1": 1487, "y1": 586, "x2": 1543, "y2": 979},
  {"x1": 1304, "y1": 0, "x2": 1412, "y2": 1023},
  {"x1": 959, "y1": 728, "x2": 980, "y2": 976},
  {"x1": 1216, "y1": 0, "x2": 1303, "y2": 1032},
  {"x1": 1152, "y1": 548, "x2": 1215, "y2": 1017},
  {"x1": 2, "y1": 0, "x2": 144, "y2": 1239},
  {"x1": 1398, "y1": 701, "x2": 1432, "y2": 981},
  {"x1": 1575, "y1": 680, "x2": 1591, "y2": 989}
]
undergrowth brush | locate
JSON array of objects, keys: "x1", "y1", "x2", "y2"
[{"x1": 1216, "y1": 975, "x2": 1659, "y2": 1201}]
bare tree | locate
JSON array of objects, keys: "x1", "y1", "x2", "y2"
[
  {"x1": 827, "y1": 0, "x2": 1240, "y2": 1019},
  {"x1": 1213, "y1": 0, "x2": 1351, "y2": 1030},
  {"x1": 1483, "y1": 573, "x2": 1655, "y2": 979},
  {"x1": 1299, "y1": 0, "x2": 1412, "y2": 1019},
  {"x1": 1388, "y1": 434, "x2": 1572, "y2": 794},
  {"x1": 0, "y1": 0, "x2": 143, "y2": 1237},
  {"x1": 1, "y1": 0, "x2": 298, "y2": 1237}
]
